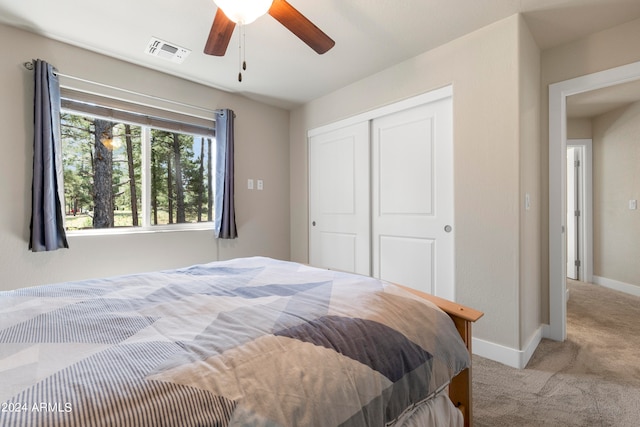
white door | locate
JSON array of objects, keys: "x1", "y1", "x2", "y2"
[
  {"x1": 566, "y1": 141, "x2": 592, "y2": 282},
  {"x1": 371, "y1": 97, "x2": 454, "y2": 300},
  {"x1": 566, "y1": 147, "x2": 579, "y2": 280},
  {"x1": 309, "y1": 122, "x2": 370, "y2": 275}
]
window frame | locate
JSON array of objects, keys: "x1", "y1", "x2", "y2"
[{"x1": 60, "y1": 91, "x2": 217, "y2": 236}]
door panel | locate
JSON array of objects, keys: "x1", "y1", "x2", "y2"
[
  {"x1": 372, "y1": 97, "x2": 454, "y2": 300},
  {"x1": 566, "y1": 144, "x2": 587, "y2": 281},
  {"x1": 566, "y1": 147, "x2": 578, "y2": 280},
  {"x1": 319, "y1": 232, "x2": 357, "y2": 273},
  {"x1": 379, "y1": 235, "x2": 434, "y2": 291},
  {"x1": 378, "y1": 118, "x2": 434, "y2": 215},
  {"x1": 309, "y1": 122, "x2": 370, "y2": 275}
]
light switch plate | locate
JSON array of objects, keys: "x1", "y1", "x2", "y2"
[{"x1": 630, "y1": 199, "x2": 637, "y2": 210}]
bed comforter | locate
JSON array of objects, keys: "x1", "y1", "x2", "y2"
[{"x1": 0, "y1": 257, "x2": 469, "y2": 426}]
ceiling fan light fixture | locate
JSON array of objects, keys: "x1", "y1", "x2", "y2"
[{"x1": 213, "y1": 0, "x2": 274, "y2": 25}]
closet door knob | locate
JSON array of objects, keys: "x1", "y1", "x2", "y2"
[
  {"x1": 444, "y1": 225, "x2": 452, "y2": 233},
  {"x1": 312, "y1": 221, "x2": 316, "y2": 226}
]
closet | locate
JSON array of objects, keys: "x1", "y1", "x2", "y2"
[{"x1": 308, "y1": 86, "x2": 455, "y2": 300}]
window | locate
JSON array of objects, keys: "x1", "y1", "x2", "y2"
[{"x1": 60, "y1": 94, "x2": 216, "y2": 232}]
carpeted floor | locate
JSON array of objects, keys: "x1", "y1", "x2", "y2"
[{"x1": 472, "y1": 280, "x2": 640, "y2": 426}]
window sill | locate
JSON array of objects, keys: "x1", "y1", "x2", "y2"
[{"x1": 66, "y1": 223, "x2": 215, "y2": 237}]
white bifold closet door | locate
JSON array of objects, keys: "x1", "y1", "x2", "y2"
[{"x1": 309, "y1": 88, "x2": 453, "y2": 299}]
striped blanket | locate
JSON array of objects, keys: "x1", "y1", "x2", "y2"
[{"x1": 0, "y1": 257, "x2": 469, "y2": 426}]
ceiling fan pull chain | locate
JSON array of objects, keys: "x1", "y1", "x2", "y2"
[
  {"x1": 238, "y1": 24, "x2": 243, "y2": 82},
  {"x1": 242, "y1": 27, "x2": 247, "y2": 71}
]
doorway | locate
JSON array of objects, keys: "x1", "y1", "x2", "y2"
[{"x1": 548, "y1": 60, "x2": 640, "y2": 341}]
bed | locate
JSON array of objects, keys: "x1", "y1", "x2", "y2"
[{"x1": 0, "y1": 256, "x2": 482, "y2": 427}]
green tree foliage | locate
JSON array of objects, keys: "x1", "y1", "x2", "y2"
[
  {"x1": 61, "y1": 113, "x2": 93, "y2": 216},
  {"x1": 61, "y1": 112, "x2": 212, "y2": 230},
  {"x1": 124, "y1": 124, "x2": 140, "y2": 226}
]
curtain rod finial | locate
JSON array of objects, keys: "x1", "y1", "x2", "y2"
[{"x1": 24, "y1": 61, "x2": 34, "y2": 71}]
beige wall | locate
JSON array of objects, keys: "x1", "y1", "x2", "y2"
[
  {"x1": 567, "y1": 118, "x2": 593, "y2": 139},
  {"x1": 592, "y1": 101, "x2": 640, "y2": 287},
  {"x1": 291, "y1": 15, "x2": 539, "y2": 350},
  {"x1": 541, "y1": 16, "x2": 640, "y2": 321},
  {"x1": 0, "y1": 23, "x2": 290, "y2": 291},
  {"x1": 518, "y1": 19, "x2": 542, "y2": 349}
]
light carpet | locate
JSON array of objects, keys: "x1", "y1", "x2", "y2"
[{"x1": 472, "y1": 280, "x2": 640, "y2": 426}]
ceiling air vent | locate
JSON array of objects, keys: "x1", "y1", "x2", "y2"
[{"x1": 145, "y1": 37, "x2": 190, "y2": 64}]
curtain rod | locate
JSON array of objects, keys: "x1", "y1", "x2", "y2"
[{"x1": 23, "y1": 61, "x2": 223, "y2": 117}]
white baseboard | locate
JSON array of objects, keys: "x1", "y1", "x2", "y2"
[
  {"x1": 489, "y1": 278, "x2": 640, "y2": 370},
  {"x1": 592, "y1": 275, "x2": 640, "y2": 298},
  {"x1": 472, "y1": 327, "x2": 542, "y2": 369}
]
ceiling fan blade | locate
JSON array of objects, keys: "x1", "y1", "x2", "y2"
[
  {"x1": 204, "y1": 8, "x2": 236, "y2": 56},
  {"x1": 268, "y1": 0, "x2": 335, "y2": 54}
]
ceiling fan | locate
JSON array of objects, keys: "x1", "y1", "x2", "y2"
[{"x1": 204, "y1": 0, "x2": 335, "y2": 57}]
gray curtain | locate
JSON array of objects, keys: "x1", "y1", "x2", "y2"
[
  {"x1": 29, "y1": 59, "x2": 68, "y2": 252},
  {"x1": 214, "y1": 109, "x2": 237, "y2": 239}
]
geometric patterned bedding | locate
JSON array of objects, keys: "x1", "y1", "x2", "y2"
[{"x1": 0, "y1": 256, "x2": 470, "y2": 426}]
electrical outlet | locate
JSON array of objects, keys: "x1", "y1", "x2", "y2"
[
  {"x1": 247, "y1": 179, "x2": 254, "y2": 190},
  {"x1": 257, "y1": 179, "x2": 264, "y2": 190},
  {"x1": 630, "y1": 199, "x2": 637, "y2": 210}
]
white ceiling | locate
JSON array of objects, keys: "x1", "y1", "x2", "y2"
[{"x1": 2, "y1": 0, "x2": 640, "y2": 110}]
